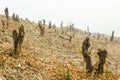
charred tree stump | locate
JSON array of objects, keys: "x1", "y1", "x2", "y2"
[
  {"x1": 12, "y1": 25, "x2": 25, "y2": 55},
  {"x1": 18, "y1": 25, "x2": 25, "y2": 53},
  {"x1": 4, "y1": 7, "x2": 9, "y2": 21},
  {"x1": 97, "y1": 34, "x2": 100, "y2": 40},
  {"x1": 13, "y1": 30, "x2": 19, "y2": 55},
  {"x1": 48, "y1": 21, "x2": 51, "y2": 29},
  {"x1": 12, "y1": 13, "x2": 16, "y2": 21},
  {"x1": 38, "y1": 22, "x2": 45, "y2": 36},
  {"x1": 82, "y1": 37, "x2": 93, "y2": 73},
  {"x1": 96, "y1": 49, "x2": 107, "y2": 75},
  {"x1": 110, "y1": 31, "x2": 114, "y2": 42},
  {"x1": 43, "y1": 19, "x2": 45, "y2": 26}
]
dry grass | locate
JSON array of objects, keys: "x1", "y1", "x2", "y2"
[{"x1": 0, "y1": 14, "x2": 120, "y2": 80}]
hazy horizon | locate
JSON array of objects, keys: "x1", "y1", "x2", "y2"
[{"x1": 0, "y1": 0, "x2": 120, "y2": 37}]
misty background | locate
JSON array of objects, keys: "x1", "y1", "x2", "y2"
[{"x1": 0, "y1": 0, "x2": 120, "y2": 37}]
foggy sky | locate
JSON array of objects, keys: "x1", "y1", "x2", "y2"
[{"x1": 0, "y1": 0, "x2": 120, "y2": 37}]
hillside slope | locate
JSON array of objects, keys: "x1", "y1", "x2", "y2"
[{"x1": 0, "y1": 14, "x2": 120, "y2": 80}]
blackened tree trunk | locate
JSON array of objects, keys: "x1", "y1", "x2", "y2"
[
  {"x1": 96, "y1": 49, "x2": 107, "y2": 74},
  {"x1": 82, "y1": 37, "x2": 93, "y2": 73}
]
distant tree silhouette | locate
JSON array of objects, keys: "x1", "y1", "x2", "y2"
[
  {"x1": 110, "y1": 31, "x2": 114, "y2": 41},
  {"x1": 38, "y1": 22, "x2": 45, "y2": 36},
  {"x1": 48, "y1": 21, "x2": 51, "y2": 29},
  {"x1": 60, "y1": 21, "x2": 64, "y2": 34},
  {"x1": 43, "y1": 19, "x2": 45, "y2": 26},
  {"x1": 4, "y1": 7, "x2": 9, "y2": 21},
  {"x1": 97, "y1": 34, "x2": 100, "y2": 39},
  {"x1": 12, "y1": 13, "x2": 19, "y2": 22},
  {"x1": 12, "y1": 13, "x2": 16, "y2": 21}
]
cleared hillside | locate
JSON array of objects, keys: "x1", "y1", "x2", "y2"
[{"x1": 0, "y1": 14, "x2": 120, "y2": 80}]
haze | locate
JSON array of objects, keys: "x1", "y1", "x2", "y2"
[{"x1": 0, "y1": 0, "x2": 120, "y2": 37}]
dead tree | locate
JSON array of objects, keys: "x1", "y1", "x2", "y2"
[
  {"x1": 13, "y1": 30, "x2": 18, "y2": 55},
  {"x1": 4, "y1": 7, "x2": 9, "y2": 21},
  {"x1": 38, "y1": 22, "x2": 45, "y2": 36},
  {"x1": 97, "y1": 34, "x2": 100, "y2": 39},
  {"x1": 95, "y1": 49, "x2": 107, "y2": 75},
  {"x1": 16, "y1": 15, "x2": 19, "y2": 22},
  {"x1": 60, "y1": 21, "x2": 63, "y2": 28},
  {"x1": 82, "y1": 37, "x2": 108, "y2": 75},
  {"x1": 18, "y1": 25, "x2": 25, "y2": 53},
  {"x1": 69, "y1": 23, "x2": 74, "y2": 31},
  {"x1": 60, "y1": 21, "x2": 64, "y2": 34},
  {"x1": 110, "y1": 31, "x2": 114, "y2": 41},
  {"x1": 12, "y1": 13, "x2": 16, "y2": 21},
  {"x1": 43, "y1": 19, "x2": 45, "y2": 26},
  {"x1": 48, "y1": 21, "x2": 52, "y2": 29},
  {"x1": 12, "y1": 25, "x2": 25, "y2": 55},
  {"x1": 12, "y1": 13, "x2": 19, "y2": 22},
  {"x1": 82, "y1": 37, "x2": 93, "y2": 73}
]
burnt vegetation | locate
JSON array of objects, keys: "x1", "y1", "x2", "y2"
[
  {"x1": 12, "y1": 13, "x2": 19, "y2": 22},
  {"x1": 110, "y1": 31, "x2": 114, "y2": 42},
  {"x1": 12, "y1": 25, "x2": 25, "y2": 56},
  {"x1": 38, "y1": 21, "x2": 45, "y2": 36},
  {"x1": 82, "y1": 37, "x2": 93, "y2": 73},
  {"x1": 82, "y1": 37, "x2": 108, "y2": 75},
  {"x1": 0, "y1": 6, "x2": 119, "y2": 80},
  {"x1": 4, "y1": 7, "x2": 9, "y2": 21}
]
